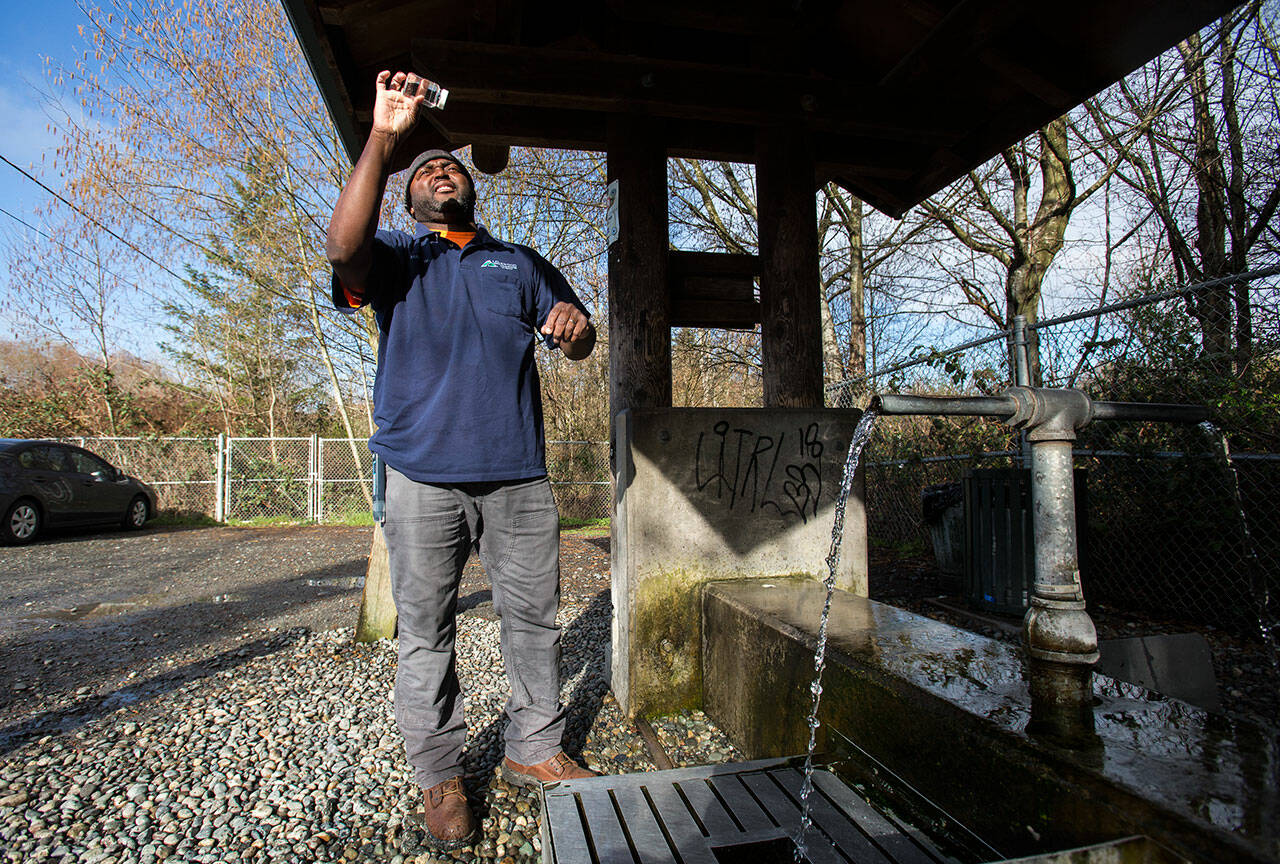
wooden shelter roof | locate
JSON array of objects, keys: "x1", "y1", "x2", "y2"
[{"x1": 282, "y1": 0, "x2": 1235, "y2": 217}]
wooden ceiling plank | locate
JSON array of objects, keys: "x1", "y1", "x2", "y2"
[
  {"x1": 978, "y1": 50, "x2": 1072, "y2": 107},
  {"x1": 407, "y1": 38, "x2": 964, "y2": 142},
  {"x1": 317, "y1": 0, "x2": 421, "y2": 28},
  {"x1": 879, "y1": 0, "x2": 1028, "y2": 88},
  {"x1": 605, "y1": 0, "x2": 788, "y2": 36}
]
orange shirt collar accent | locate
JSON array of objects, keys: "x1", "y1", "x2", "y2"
[{"x1": 436, "y1": 227, "x2": 476, "y2": 248}]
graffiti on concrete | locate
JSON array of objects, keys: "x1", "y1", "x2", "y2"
[{"x1": 694, "y1": 421, "x2": 825, "y2": 522}]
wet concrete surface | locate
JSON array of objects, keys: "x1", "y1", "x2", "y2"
[
  {"x1": 706, "y1": 577, "x2": 1280, "y2": 863},
  {"x1": 0, "y1": 524, "x2": 611, "y2": 756},
  {"x1": 870, "y1": 548, "x2": 1280, "y2": 732}
]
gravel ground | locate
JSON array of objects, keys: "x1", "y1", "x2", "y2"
[
  {"x1": 0, "y1": 525, "x2": 741, "y2": 864},
  {"x1": 11, "y1": 524, "x2": 1259, "y2": 864}
]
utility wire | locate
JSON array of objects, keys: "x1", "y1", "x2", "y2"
[
  {"x1": 0, "y1": 153, "x2": 188, "y2": 285},
  {"x1": 0, "y1": 205, "x2": 144, "y2": 289}
]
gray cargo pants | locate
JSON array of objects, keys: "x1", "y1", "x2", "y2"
[{"x1": 383, "y1": 466, "x2": 565, "y2": 791}]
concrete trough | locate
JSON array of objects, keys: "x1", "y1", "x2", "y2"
[{"x1": 702, "y1": 578, "x2": 1279, "y2": 864}]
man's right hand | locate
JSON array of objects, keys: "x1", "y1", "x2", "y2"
[{"x1": 372, "y1": 70, "x2": 428, "y2": 144}]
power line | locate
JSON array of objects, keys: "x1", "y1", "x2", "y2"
[
  {"x1": 0, "y1": 205, "x2": 145, "y2": 289},
  {"x1": 0, "y1": 153, "x2": 189, "y2": 285}
]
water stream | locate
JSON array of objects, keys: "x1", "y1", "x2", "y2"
[
  {"x1": 793, "y1": 407, "x2": 879, "y2": 863},
  {"x1": 1214, "y1": 428, "x2": 1280, "y2": 680}
]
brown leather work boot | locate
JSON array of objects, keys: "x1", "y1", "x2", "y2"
[
  {"x1": 500, "y1": 752, "x2": 600, "y2": 788},
  {"x1": 416, "y1": 776, "x2": 477, "y2": 851}
]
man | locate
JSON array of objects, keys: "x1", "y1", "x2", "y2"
[{"x1": 326, "y1": 69, "x2": 598, "y2": 851}]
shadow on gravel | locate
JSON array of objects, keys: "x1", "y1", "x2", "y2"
[
  {"x1": 0, "y1": 630, "x2": 305, "y2": 756},
  {"x1": 458, "y1": 589, "x2": 494, "y2": 615},
  {"x1": 462, "y1": 589, "x2": 612, "y2": 790},
  {"x1": 0, "y1": 557, "x2": 366, "y2": 754}
]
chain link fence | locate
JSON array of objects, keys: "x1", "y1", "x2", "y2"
[
  {"x1": 546, "y1": 441, "x2": 612, "y2": 521},
  {"x1": 827, "y1": 269, "x2": 1280, "y2": 636},
  {"x1": 60, "y1": 436, "x2": 221, "y2": 516},
  {"x1": 61, "y1": 437, "x2": 611, "y2": 524}
]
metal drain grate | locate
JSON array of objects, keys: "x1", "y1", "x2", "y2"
[{"x1": 539, "y1": 758, "x2": 957, "y2": 864}]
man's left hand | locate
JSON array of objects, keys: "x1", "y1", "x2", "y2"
[{"x1": 541, "y1": 302, "x2": 595, "y2": 359}]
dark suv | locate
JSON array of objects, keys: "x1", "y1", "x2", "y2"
[{"x1": 0, "y1": 440, "x2": 158, "y2": 544}]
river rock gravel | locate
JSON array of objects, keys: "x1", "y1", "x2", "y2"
[{"x1": 0, "y1": 526, "x2": 746, "y2": 864}]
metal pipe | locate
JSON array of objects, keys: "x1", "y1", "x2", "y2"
[
  {"x1": 873, "y1": 391, "x2": 1213, "y2": 427},
  {"x1": 871, "y1": 393, "x2": 1016, "y2": 418},
  {"x1": 1024, "y1": 438, "x2": 1098, "y2": 664},
  {"x1": 1089, "y1": 401, "x2": 1211, "y2": 424},
  {"x1": 1010, "y1": 316, "x2": 1031, "y2": 388},
  {"x1": 1011, "y1": 317, "x2": 1033, "y2": 469}
]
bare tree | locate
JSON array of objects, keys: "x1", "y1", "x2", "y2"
[{"x1": 1093, "y1": 1, "x2": 1280, "y2": 373}]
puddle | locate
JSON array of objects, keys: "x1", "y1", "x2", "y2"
[
  {"x1": 302, "y1": 577, "x2": 361, "y2": 589},
  {"x1": 34, "y1": 601, "x2": 138, "y2": 622}
]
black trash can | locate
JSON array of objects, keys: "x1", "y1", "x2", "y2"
[
  {"x1": 921, "y1": 482, "x2": 964, "y2": 592},
  {"x1": 962, "y1": 468, "x2": 1089, "y2": 615}
]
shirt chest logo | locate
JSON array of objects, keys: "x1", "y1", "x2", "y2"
[{"x1": 480, "y1": 259, "x2": 518, "y2": 271}]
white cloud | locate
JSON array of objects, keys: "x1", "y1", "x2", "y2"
[{"x1": 0, "y1": 81, "x2": 64, "y2": 170}]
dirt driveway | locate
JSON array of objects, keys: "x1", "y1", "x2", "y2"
[{"x1": 0, "y1": 524, "x2": 610, "y2": 754}]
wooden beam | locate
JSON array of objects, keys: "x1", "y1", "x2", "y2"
[
  {"x1": 608, "y1": 116, "x2": 671, "y2": 419},
  {"x1": 408, "y1": 38, "x2": 965, "y2": 142},
  {"x1": 879, "y1": 0, "x2": 1029, "y2": 87},
  {"x1": 605, "y1": 0, "x2": 789, "y2": 36},
  {"x1": 280, "y1": 0, "x2": 364, "y2": 163},
  {"x1": 317, "y1": 0, "x2": 415, "y2": 27},
  {"x1": 668, "y1": 251, "x2": 760, "y2": 329},
  {"x1": 756, "y1": 127, "x2": 824, "y2": 408},
  {"x1": 670, "y1": 250, "x2": 759, "y2": 279}
]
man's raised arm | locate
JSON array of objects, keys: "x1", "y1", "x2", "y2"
[{"x1": 326, "y1": 70, "x2": 427, "y2": 296}]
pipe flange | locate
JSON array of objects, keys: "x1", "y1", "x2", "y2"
[
  {"x1": 1031, "y1": 581, "x2": 1086, "y2": 606},
  {"x1": 1024, "y1": 605, "x2": 1099, "y2": 663},
  {"x1": 1030, "y1": 596, "x2": 1087, "y2": 611},
  {"x1": 1028, "y1": 646, "x2": 1100, "y2": 665}
]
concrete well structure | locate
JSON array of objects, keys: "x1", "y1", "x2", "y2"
[{"x1": 610, "y1": 407, "x2": 865, "y2": 718}]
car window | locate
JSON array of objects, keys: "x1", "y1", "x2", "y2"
[
  {"x1": 40, "y1": 446, "x2": 76, "y2": 473},
  {"x1": 69, "y1": 449, "x2": 113, "y2": 475},
  {"x1": 17, "y1": 448, "x2": 55, "y2": 470}
]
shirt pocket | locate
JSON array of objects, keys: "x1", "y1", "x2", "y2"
[{"x1": 482, "y1": 274, "x2": 525, "y2": 318}]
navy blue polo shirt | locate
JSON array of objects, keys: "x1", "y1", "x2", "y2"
[{"x1": 332, "y1": 223, "x2": 590, "y2": 483}]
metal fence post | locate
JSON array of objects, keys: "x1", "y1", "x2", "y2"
[
  {"x1": 309, "y1": 434, "x2": 320, "y2": 521},
  {"x1": 317, "y1": 438, "x2": 327, "y2": 523},
  {"x1": 214, "y1": 433, "x2": 225, "y2": 521},
  {"x1": 1011, "y1": 315, "x2": 1033, "y2": 468},
  {"x1": 224, "y1": 438, "x2": 234, "y2": 522}
]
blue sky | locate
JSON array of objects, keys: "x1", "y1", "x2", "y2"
[
  {"x1": 0, "y1": 0, "x2": 87, "y2": 226},
  {"x1": 0, "y1": 0, "x2": 171, "y2": 357}
]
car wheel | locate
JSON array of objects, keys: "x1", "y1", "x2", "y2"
[
  {"x1": 123, "y1": 495, "x2": 149, "y2": 529},
  {"x1": 3, "y1": 499, "x2": 41, "y2": 545}
]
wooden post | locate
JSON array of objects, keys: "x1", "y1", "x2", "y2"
[
  {"x1": 606, "y1": 116, "x2": 670, "y2": 716},
  {"x1": 756, "y1": 127, "x2": 824, "y2": 407},
  {"x1": 355, "y1": 522, "x2": 397, "y2": 643},
  {"x1": 607, "y1": 116, "x2": 671, "y2": 419}
]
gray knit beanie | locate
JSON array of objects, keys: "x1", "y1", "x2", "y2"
[{"x1": 403, "y1": 149, "x2": 474, "y2": 213}]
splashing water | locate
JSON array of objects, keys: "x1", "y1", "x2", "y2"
[
  {"x1": 793, "y1": 407, "x2": 879, "y2": 863},
  {"x1": 1215, "y1": 429, "x2": 1280, "y2": 680}
]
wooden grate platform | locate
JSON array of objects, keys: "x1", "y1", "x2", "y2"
[{"x1": 539, "y1": 758, "x2": 958, "y2": 864}]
